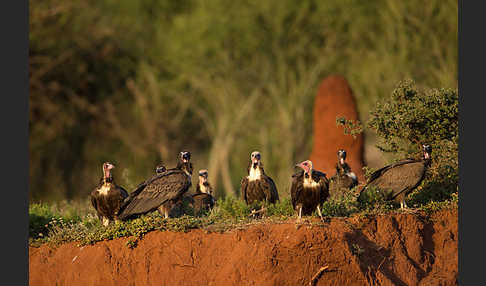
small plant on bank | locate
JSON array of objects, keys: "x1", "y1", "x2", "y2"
[{"x1": 321, "y1": 190, "x2": 360, "y2": 217}]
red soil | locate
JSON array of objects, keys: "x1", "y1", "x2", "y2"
[
  {"x1": 310, "y1": 75, "x2": 365, "y2": 181},
  {"x1": 29, "y1": 208, "x2": 457, "y2": 286}
]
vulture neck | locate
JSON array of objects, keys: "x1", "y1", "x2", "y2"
[
  {"x1": 103, "y1": 178, "x2": 113, "y2": 185},
  {"x1": 248, "y1": 165, "x2": 262, "y2": 181},
  {"x1": 198, "y1": 181, "x2": 210, "y2": 194},
  {"x1": 177, "y1": 161, "x2": 193, "y2": 176},
  {"x1": 303, "y1": 170, "x2": 318, "y2": 188}
]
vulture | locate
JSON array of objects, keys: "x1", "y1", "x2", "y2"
[
  {"x1": 190, "y1": 169, "x2": 216, "y2": 215},
  {"x1": 240, "y1": 151, "x2": 279, "y2": 207},
  {"x1": 118, "y1": 151, "x2": 193, "y2": 220},
  {"x1": 291, "y1": 160, "x2": 330, "y2": 220},
  {"x1": 358, "y1": 144, "x2": 432, "y2": 209},
  {"x1": 90, "y1": 162, "x2": 129, "y2": 226},
  {"x1": 329, "y1": 149, "x2": 358, "y2": 199}
]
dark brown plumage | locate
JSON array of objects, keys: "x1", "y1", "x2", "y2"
[
  {"x1": 190, "y1": 169, "x2": 215, "y2": 215},
  {"x1": 118, "y1": 152, "x2": 193, "y2": 220},
  {"x1": 90, "y1": 162, "x2": 129, "y2": 226},
  {"x1": 290, "y1": 160, "x2": 329, "y2": 220},
  {"x1": 329, "y1": 149, "x2": 358, "y2": 199},
  {"x1": 240, "y1": 151, "x2": 279, "y2": 206},
  {"x1": 358, "y1": 144, "x2": 432, "y2": 209}
]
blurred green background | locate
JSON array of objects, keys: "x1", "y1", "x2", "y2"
[{"x1": 29, "y1": 0, "x2": 457, "y2": 202}]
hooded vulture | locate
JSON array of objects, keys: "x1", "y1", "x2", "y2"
[
  {"x1": 90, "y1": 162, "x2": 129, "y2": 226},
  {"x1": 291, "y1": 160, "x2": 329, "y2": 220},
  {"x1": 358, "y1": 144, "x2": 432, "y2": 209},
  {"x1": 240, "y1": 151, "x2": 279, "y2": 206},
  {"x1": 118, "y1": 151, "x2": 193, "y2": 220},
  {"x1": 190, "y1": 169, "x2": 216, "y2": 215},
  {"x1": 329, "y1": 149, "x2": 358, "y2": 199}
]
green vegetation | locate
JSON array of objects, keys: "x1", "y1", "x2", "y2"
[
  {"x1": 339, "y1": 79, "x2": 458, "y2": 210},
  {"x1": 29, "y1": 0, "x2": 457, "y2": 201},
  {"x1": 29, "y1": 189, "x2": 457, "y2": 248},
  {"x1": 29, "y1": 1, "x2": 458, "y2": 249},
  {"x1": 29, "y1": 79, "x2": 458, "y2": 248}
]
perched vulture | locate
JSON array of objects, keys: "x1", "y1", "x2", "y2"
[
  {"x1": 118, "y1": 151, "x2": 193, "y2": 220},
  {"x1": 358, "y1": 144, "x2": 432, "y2": 209},
  {"x1": 329, "y1": 149, "x2": 358, "y2": 199},
  {"x1": 90, "y1": 162, "x2": 129, "y2": 226},
  {"x1": 190, "y1": 169, "x2": 216, "y2": 215},
  {"x1": 240, "y1": 151, "x2": 279, "y2": 207},
  {"x1": 291, "y1": 160, "x2": 329, "y2": 220}
]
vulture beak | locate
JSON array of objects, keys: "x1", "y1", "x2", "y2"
[
  {"x1": 296, "y1": 160, "x2": 312, "y2": 174},
  {"x1": 251, "y1": 151, "x2": 261, "y2": 168},
  {"x1": 295, "y1": 162, "x2": 306, "y2": 172}
]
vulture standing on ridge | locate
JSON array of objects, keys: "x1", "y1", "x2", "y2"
[
  {"x1": 240, "y1": 151, "x2": 279, "y2": 207},
  {"x1": 190, "y1": 169, "x2": 216, "y2": 215},
  {"x1": 118, "y1": 151, "x2": 193, "y2": 220},
  {"x1": 90, "y1": 162, "x2": 129, "y2": 226},
  {"x1": 329, "y1": 149, "x2": 358, "y2": 199},
  {"x1": 358, "y1": 144, "x2": 432, "y2": 209},
  {"x1": 291, "y1": 160, "x2": 329, "y2": 220}
]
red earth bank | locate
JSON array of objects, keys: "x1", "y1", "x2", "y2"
[{"x1": 29, "y1": 208, "x2": 457, "y2": 286}]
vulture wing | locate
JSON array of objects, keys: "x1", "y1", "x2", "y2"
[
  {"x1": 290, "y1": 171, "x2": 304, "y2": 209},
  {"x1": 313, "y1": 170, "x2": 330, "y2": 203},
  {"x1": 118, "y1": 170, "x2": 191, "y2": 220},
  {"x1": 240, "y1": 177, "x2": 249, "y2": 203},
  {"x1": 262, "y1": 175, "x2": 279, "y2": 203},
  {"x1": 118, "y1": 186, "x2": 129, "y2": 199},
  {"x1": 192, "y1": 193, "x2": 215, "y2": 214},
  {"x1": 367, "y1": 159, "x2": 419, "y2": 183},
  {"x1": 90, "y1": 190, "x2": 100, "y2": 216},
  {"x1": 365, "y1": 161, "x2": 426, "y2": 199}
]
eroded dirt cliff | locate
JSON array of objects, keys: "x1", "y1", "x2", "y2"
[{"x1": 29, "y1": 209, "x2": 457, "y2": 286}]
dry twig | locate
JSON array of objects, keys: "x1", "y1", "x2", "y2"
[
  {"x1": 247, "y1": 207, "x2": 268, "y2": 217},
  {"x1": 308, "y1": 265, "x2": 329, "y2": 286}
]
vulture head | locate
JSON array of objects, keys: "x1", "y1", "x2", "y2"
[
  {"x1": 177, "y1": 151, "x2": 193, "y2": 175},
  {"x1": 296, "y1": 160, "x2": 313, "y2": 176},
  {"x1": 155, "y1": 163, "x2": 166, "y2": 174},
  {"x1": 423, "y1": 144, "x2": 432, "y2": 160},
  {"x1": 198, "y1": 169, "x2": 212, "y2": 194},
  {"x1": 102, "y1": 162, "x2": 115, "y2": 183},
  {"x1": 250, "y1": 151, "x2": 262, "y2": 169},
  {"x1": 337, "y1": 149, "x2": 347, "y2": 165},
  {"x1": 198, "y1": 169, "x2": 209, "y2": 181}
]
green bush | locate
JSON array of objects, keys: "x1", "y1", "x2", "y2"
[
  {"x1": 266, "y1": 198, "x2": 295, "y2": 217},
  {"x1": 321, "y1": 191, "x2": 360, "y2": 217},
  {"x1": 29, "y1": 202, "x2": 85, "y2": 240},
  {"x1": 339, "y1": 79, "x2": 458, "y2": 208},
  {"x1": 368, "y1": 79, "x2": 458, "y2": 206}
]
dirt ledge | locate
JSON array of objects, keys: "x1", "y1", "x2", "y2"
[{"x1": 29, "y1": 209, "x2": 457, "y2": 286}]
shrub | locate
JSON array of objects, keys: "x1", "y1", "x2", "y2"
[
  {"x1": 338, "y1": 79, "x2": 458, "y2": 207},
  {"x1": 266, "y1": 198, "x2": 295, "y2": 217},
  {"x1": 321, "y1": 190, "x2": 360, "y2": 217}
]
